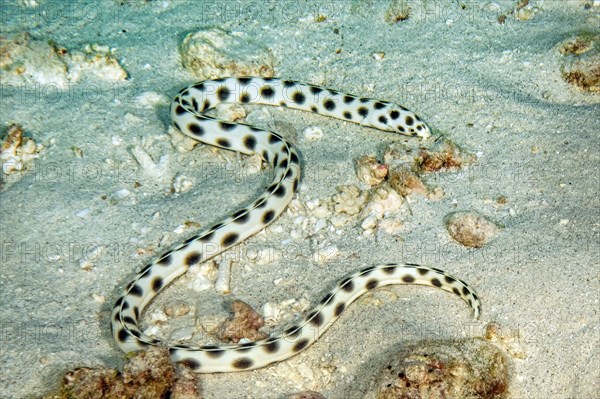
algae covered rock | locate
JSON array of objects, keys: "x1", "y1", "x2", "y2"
[
  {"x1": 559, "y1": 33, "x2": 600, "y2": 94},
  {"x1": 369, "y1": 339, "x2": 508, "y2": 399},
  {"x1": 180, "y1": 28, "x2": 275, "y2": 80},
  {"x1": 445, "y1": 211, "x2": 499, "y2": 248},
  {"x1": 43, "y1": 347, "x2": 201, "y2": 399}
]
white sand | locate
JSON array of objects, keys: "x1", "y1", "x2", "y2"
[{"x1": 1, "y1": 1, "x2": 598, "y2": 398}]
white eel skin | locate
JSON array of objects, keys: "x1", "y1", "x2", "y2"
[{"x1": 111, "y1": 77, "x2": 480, "y2": 372}]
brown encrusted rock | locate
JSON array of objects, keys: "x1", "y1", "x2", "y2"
[
  {"x1": 121, "y1": 347, "x2": 175, "y2": 397},
  {"x1": 562, "y1": 56, "x2": 600, "y2": 94},
  {"x1": 445, "y1": 211, "x2": 499, "y2": 248},
  {"x1": 171, "y1": 366, "x2": 202, "y2": 399},
  {"x1": 557, "y1": 33, "x2": 599, "y2": 94},
  {"x1": 413, "y1": 137, "x2": 475, "y2": 173},
  {"x1": 43, "y1": 347, "x2": 201, "y2": 399},
  {"x1": 370, "y1": 339, "x2": 508, "y2": 399},
  {"x1": 218, "y1": 300, "x2": 268, "y2": 343},
  {"x1": 388, "y1": 166, "x2": 430, "y2": 197},
  {"x1": 57, "y1": 368, "x2": 124, "y2": 399}
]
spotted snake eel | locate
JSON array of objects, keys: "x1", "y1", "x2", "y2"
[{"x1": 111, "y1": 77, "x2": 481, "y2": 373}]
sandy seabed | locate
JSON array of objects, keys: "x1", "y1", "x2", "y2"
[{"x1": 1, "y1": 1, "x2": 598, "y2": 398}]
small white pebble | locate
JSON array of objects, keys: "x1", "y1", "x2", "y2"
[
  {"x1": 173, "y1": 224, "x2": 187, "y2": 234},
  {"x1": 143, "y1": 325, "x2": 161, "y2": 337},
  {"x1": 130, "y1": 145, "x2": 169, "y2": 181},
  {"x1": 314, "y1": 244, "x2": 339, "y2": 264},
  {"x1": 149, "y1": 309, "x2": 168, "y2": 322},
  {"x1": 311, "y1": 204, "x2": 330, "y2": 218},
  {"x1": 372, "y1": 51, "x2": 385, "y2": 60},
  {"x1": 314, "y1": 218, "x2": 327, "y2": 233},
  {"x1": 281, "y1": 298, "x2": 298, "y2": 308},
  {"x1": 377, "y1": 217, "x2": 403, "y2": 235},
  {"x1": 296, "y1": 363, "x2": 315, "y2": 380},
  {"x1": 559, "y1": 219, "x2": 569, "y2": 225},
  {"x1": 170, "y1": 327, "x2": 195, "y2": 342},
  {"x1": 361, "y1": 214, "x2": 379, "y2": 231},
  {"x1": 293, "y1": 216, "x2": 306, "y2": 225},
  {"x1": 187, "y1": 262, "x2": 218, "y2": 292},
  {"x1": 92, "y1": 293, "x2": 105, "y2": 303},
  {"x1": 172, "y1": 174, "x2": 193, "y2": 193},
  {"x1": 330, "y1": 214, "x2": 352, "y2": 227},
  {"x1": 270, "y1": 225, "x2": 284, "y2": 234},
  {"x1": 21, "y1": 139, "x2": 37, "y2": 154},
  {"x1": 332, "y1": 185, "x2": 368, "y2": 216},
  {"x1": 135, "y1": 91, "x2": 170, "y2": 108},
  {"x1": 125, "y1": 113, "x2": 144, "y2": 125},
  {"x1": 79, "y1": 246, "x2": 104, "y2": 271},
  {"x1": 48, "y1": 254, "x2": 61, "y2": 262},
  {"x1": 262, "y1": 302, "x2": 281, "y2": 324},
  {"x1": 303, "y1": 126, "x2": 324, "y2": 141},
  {"x1": 111, "y1": 188, "x2": 131, "y2": 199},
  {"x1": 215, "y1": 260, "x2": 232, "y2": 294},
  {"x1": 250, "y1": 247, "x2": 282, "y2": 265},
  {"x1": 305, "y1": 199, "x2": 320, "y2": 210},
  {"x1": 75, "y1": 208, "x2": 91, "y2": 218}
]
